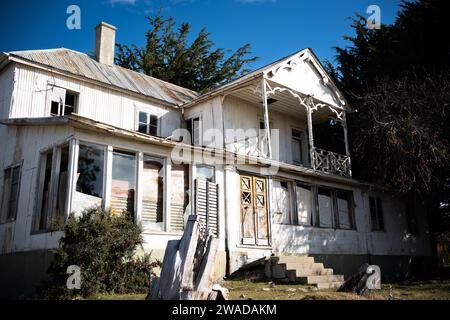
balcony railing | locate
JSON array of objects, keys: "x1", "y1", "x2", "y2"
[{"x1": 312, "y1": 147, "x2": 351, "y2": 177}]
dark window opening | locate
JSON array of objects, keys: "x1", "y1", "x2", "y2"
[
  {"x1": 138, "y1": 112, "x2": 159, "y2": 136},
  {"x1": 370, "y1": 196, "x2": 385, "y2": 231},
  {"x1": 185, "y1": 117, "x2": 200, "y2": 145}
]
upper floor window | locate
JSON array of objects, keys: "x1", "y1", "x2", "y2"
[
  {"x1": 369, "y1": 196, "x2": 385, "y2": 231},
  {"x1": 138, "y1": 112, "x2": 158, "y2": 136},
  {"x1": 50, "y1": 87, "x2": 78, "y2": 117},
  {"x1": 185, "y1": 117, "x2": 200, "y2": 145},
  {"x1": 292, "y1": 129, "x2": 304, "y2": 165},
  {"x1": 1, "y1": 163, "x2": 22, "y2": 223}
]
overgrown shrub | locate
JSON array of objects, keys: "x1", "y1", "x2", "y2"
[{"x1": 37, "y1": 207, "x2": 160, "y2": 299}]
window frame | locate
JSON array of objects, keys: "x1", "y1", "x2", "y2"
[
  {"x1": 0, "y1": 161, "x2": 23, "y2": 224},
  {"x1": 315, "y1": 186, "x2": 356, "y2": 230},
  {"x1": 185, "y1": 116, "x2": 202, "y2": 146},
  {"x1": 48, "y1": 86, "x2": 79, "y2": 117},
  {"x1": 291, "y1": 128, "x2": 304, "y2": 166},
  {"x1": 137, "y1": 111, "x2": 159, "y2": 137}
]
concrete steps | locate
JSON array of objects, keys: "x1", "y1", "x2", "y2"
[{"x1": 266, "y1": 255, "x2": 344, "y2": 290}]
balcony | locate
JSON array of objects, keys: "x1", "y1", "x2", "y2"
[{"x1": 312, "y1": 147, "x2": 351, "y2": 177}]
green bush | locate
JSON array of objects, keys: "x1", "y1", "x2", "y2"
[{"x1": 37, "y1": 207, "x2": 160, "y2": 299}]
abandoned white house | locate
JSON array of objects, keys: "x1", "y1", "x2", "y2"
[{"x1": 0, "y1": 22, "x2": 432, "y2": 297}]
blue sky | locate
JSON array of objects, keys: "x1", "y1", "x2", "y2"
[{"x1": 0, "y1": 0, "x2": 402, "y2": 69}]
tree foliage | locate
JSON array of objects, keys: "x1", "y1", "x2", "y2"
[
  {"x1": 37, "y1": 207, "x2": 160, "y2": 299},
  {"x1": 330, "y1": 0, "x2": 450, "y2": 195},
  {"x1": 115, "y1": 12, "x2": 257, "y2": 93}
]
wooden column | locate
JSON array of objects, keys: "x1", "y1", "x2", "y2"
[
  {"x1": 261, "y1": 78, "x2": 272, "y2": 158},
  {"x1": 342, "y1": 114, "x2": 352, "y2": 177},
  {"x1": 306, "y1": 98, "x2": 315, "y2": 170}
]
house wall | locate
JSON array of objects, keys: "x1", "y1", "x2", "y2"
[{"x1": 9, "y1": 64, "x2": 181, "y2": 137}]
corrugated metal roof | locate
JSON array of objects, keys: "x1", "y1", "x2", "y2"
[{"x1": 6, "y1": 48, "x2": 198, "y2": 106}]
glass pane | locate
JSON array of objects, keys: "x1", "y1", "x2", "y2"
[
  {"x1": 55, "y1": 145, "x2": 69, "y2": 227},
  {"x1": 196, "y1": 165, "x2": 214, "y2": 182},
  {"x1": 318, "y1": 188, "x2": 333, "y2": 228},
  {"x1": 111, "y1": 150, "x2": 136, "y2": 216},
  {"x1": 51, "y1": 101, "x2": 60, "y2": 116},
  {"x1": 193, "y1": 118, "x2": 200, "y2": 145},
  {"x1": 76, "y1": 143, "x2": 104, "y2": 198},
  {"x1": 139, "y1": 112, "x2": 148, "y2": 124},
  {"x1": 272, "y1": 180, "x2": 291, "y2": 224},
  {"x1": 296, "y1": 185, "x2": 312, "y2": 226},
  {"x1": 39, "y1": 151, "x2": 53, "y2": 230},
  {"x1": 170, "y1": 164, "x2": 189, "y2": 232},
  {"x1": 337, "y1": 191, "x2": 351, "y2": 229},
  {"x1": 138, "y1": 123, "x2": 148, "y2": 134},
  {"x1": 142, "y1": 156, "x2": 164, "y2": 231}
]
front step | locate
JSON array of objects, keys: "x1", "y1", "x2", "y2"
[{"x1": 267, "y1": 255, "x2": 345, "y2": 290}]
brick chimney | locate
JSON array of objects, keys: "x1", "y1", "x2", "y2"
[{"x1": 94, "y1": 22, "x2": 117, "y2": 66}]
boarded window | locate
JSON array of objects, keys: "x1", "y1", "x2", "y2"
[
  {"x1": 111, "y1": 150, "x2": 136, "y2": 216},
  {"x1": 138, "y1": 112, "x2": 158, "y2": 136},
  {"x1": 369, "y1": 196, "x2": 384, "y2": 231},
  {"x1": 195, "y1": 179, "x2": 219, "y2": 236},
  {"x1": 272, "y1": 180, "x2": 292, "y2": 224},
  {"x1": 292, "y1": 129, "x2": 303, "y2": 165},
  {"x1": 296, "y1": 184, "x2": 312, "y2": 226},
  {"x1": 141, "y1": 156, "x2": 164, "y2": 231},
  {"x1": 1, "y1": 164, "x2": 22, "y2": 223},
  {"x1": 318, "y1": 188, "x2": 333, "y2": 228},
  {"x1": 170, "y1": 164, "x2": 189, "y2": 232}
]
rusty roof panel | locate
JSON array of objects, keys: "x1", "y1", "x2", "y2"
[{"x1": 7, "y1": 48, "x2": 198, "y2": 106}]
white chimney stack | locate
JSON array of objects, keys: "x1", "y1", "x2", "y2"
[{"x1": 94, "y1": 22, "x2": 117, "y2": 66}]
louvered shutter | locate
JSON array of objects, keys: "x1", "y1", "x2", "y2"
[{"x1": 195, "y1": 179, "x2": 218, "y2": 237}]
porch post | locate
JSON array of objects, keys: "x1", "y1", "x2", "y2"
[
  {"x1": 342, "y1": 114, "x2": 352, "y2": 176},
  {"x1": 306, "y1": 98, "x2": 315, "y2": 170},
  {"x1": 261, "y1": 78, "x2": 272, "y2": 158}
]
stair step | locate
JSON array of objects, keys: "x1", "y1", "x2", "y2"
[
  {"x1": 295, "y1": 268, "x2": 334, "y2": 277},
  {"x1": 316, "y1": 282, "x2": 343, "y2": 290},
  {"x1": 278, "y1": 255, "x2": 315, "y2": 264},
  {"x1": 285, "y1": 262, "x2": 324, "y2": 271},
  {"x1": 305, "y1": 275, "x2": 344, "y2": 284}
]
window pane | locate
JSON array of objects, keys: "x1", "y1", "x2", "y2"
[
  {"x1": 337, "y1": 191, "x2": 352, "y2": 229},
  {"x1": 51, "y1": 101, "x2": 60, "y2": 116},
  {"x1": 142, "y1": 156, "x2": 164, "y2": 231},
  {"x1": 318, "y1": 188, "x2": 333, "y2": 228},
  {"x1": 292, "y1": 139, "x2": 302, "y2": 164},
  {"x1": 76, "y1": 143, "x2": 104, "y2": 198},
  {"x1": 170, "y1": 164, "x2": 189, "y2": 232},
  {"x1": 111, "y1": 150, "x2": 136, "y2": 216},
  {"x1": 272, "y1": 180, "x2": 291, "y2": 224},
  {"x1": 296, "y1": 185, "x2": 312, "y2": 226},
  {"x1": 193, "y1": 118, "x2": 200, "y2": 145},
  {"x1": 196, "y1": 164, "x2": 215, "y2": 182},
  {"x1": 139, "y1": 112, "x2": 148, "y2": 124},
  {"x1": 54, "y1": 146, "x2": 69, "y2": 227},
  {"x1": 138, "y1": 123, "x2": 148, "y2": 134}
]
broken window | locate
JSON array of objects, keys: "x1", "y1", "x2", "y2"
[
  {"x1": 111, "y1": 150, "x2": 136, "y2": 216},
  {"x1": 369, "y1": 196, "x2": 385, "y2": 231},
  {"x1": 196, "y1": 164, "x2": 215, "y2": 183},
  {"x1": 1, "y1": 163, "x2": 22, "y2": 223},
  {"x1": 272, "y1": 180, "x2": 292, "y2": 224},
  {"x1": 53, "y1": 145, "x2": 69, "y2": 228},
  {"x1": 141, "y1": 155, "x2": 165, "y2": 231},
  {"x1": 292, "y1": 129, "x2": 304, "y2": 165},
  {"x1": 138, "y1": 112, "x2": 158, "y2": 136},
  {"x1": 36, "y1": 150, "x2": 53, "y2": 231},
  {"x1": 170, "y1": 163, "x2": 189, "y2": 232},
  {"x1": 74, "y1": 142, "x2": 105, "y2": 213},
  {"x1": 49, "y1": 86, "x2": 78, "y2": 117},
  {"x1": 296, "y1": 184, "x2": 312, "y2": 226},
  {"x1": 185, "y1": 117, "x2": 200, "y2": 145}
]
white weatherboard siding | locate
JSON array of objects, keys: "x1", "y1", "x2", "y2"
[{"x1": 10, "y1": 64, "x2": 181, "y2": 137}]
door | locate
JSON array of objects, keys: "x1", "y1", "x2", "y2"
[{"x1": 240, "y1": 174, "x2": 269, "y2": 246}]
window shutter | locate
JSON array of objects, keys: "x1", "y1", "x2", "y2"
[{"x1": 195, "y1": 179, "x2": 218, "y2": 236}]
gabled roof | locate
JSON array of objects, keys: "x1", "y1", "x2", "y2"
[
  {"x1": 1, "y1": 48, "x2": 198, "y2": 106},
  {"x1": 181, "y1": 48, "x2": 350, "y2": 110}
]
